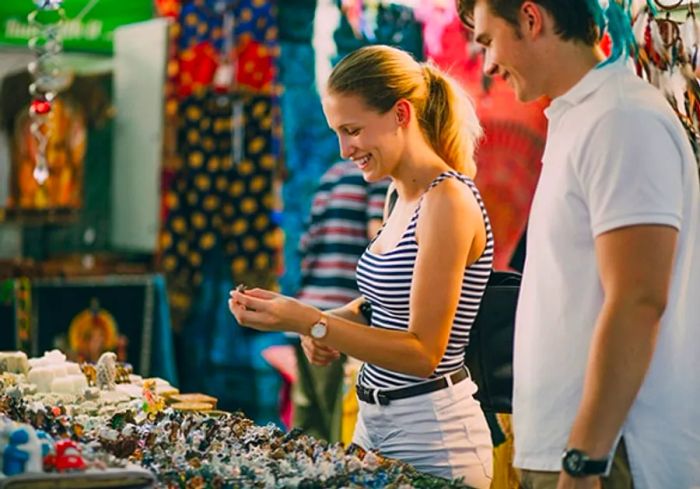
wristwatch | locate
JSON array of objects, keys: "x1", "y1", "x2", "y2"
[
  {"x1": 309, "y1": 313, "x2": 329, "y2": 340},
  {"x1": 561, "y1": 448, "x2": 609, "y2": 477}
]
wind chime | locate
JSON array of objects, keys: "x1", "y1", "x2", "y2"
[{"x1": 26, "y1": 0, "x2": 69, "y2": 185}]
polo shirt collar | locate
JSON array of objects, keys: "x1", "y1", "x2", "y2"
[{"x1": 544, "y1": 59, "x2": 629, "y2": 120}]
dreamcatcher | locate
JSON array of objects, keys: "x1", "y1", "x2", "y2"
[{"x1": 633, "y1": 0, "x2": 700, "y2": 163}]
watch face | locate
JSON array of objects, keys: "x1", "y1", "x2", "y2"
[
  {"x1": 311, "y1": 322, "x2": 327, "y2": 339},
  {"x1": 563, "y1": 449, "x2": 585, "y2": 475}
]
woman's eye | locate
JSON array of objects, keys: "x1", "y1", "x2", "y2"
[{"x1": 345, "y1": 128, "x2": 360, "y2": 136}]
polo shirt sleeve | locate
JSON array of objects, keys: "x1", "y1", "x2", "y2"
[{"x1": 576, "y1": 108, "x2": 684, "y2": 237}]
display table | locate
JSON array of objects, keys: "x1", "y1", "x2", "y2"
[{"x1": 0, "y1": 467, "x2": 155, "y2": 489}]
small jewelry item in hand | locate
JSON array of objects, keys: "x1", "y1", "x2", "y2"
[{"x1": 234, "y1": 283, "x2": 254, "y2": 310}]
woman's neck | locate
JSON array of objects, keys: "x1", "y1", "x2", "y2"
[{"x1": 391, "y1": 148, "x2": 452, "y2": 202}]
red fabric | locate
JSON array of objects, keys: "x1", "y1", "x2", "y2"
[
  {"x1": 155, "y1": 0, "x2": 180, "y2": 18},
  {"x1": 176, "y1": 41, "x2": 220, "y2": 99},
  {"x1": 234, "y1": 39, "x2": 275, "y2": 92}
]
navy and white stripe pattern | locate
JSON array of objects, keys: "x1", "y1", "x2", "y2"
[{"x1": 356, "y1": 171, "x2": 494, "y2": 389}]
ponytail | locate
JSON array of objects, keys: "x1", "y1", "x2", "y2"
[{"x1": 420, "y1": 64, "x2": 482, "y2": 177}]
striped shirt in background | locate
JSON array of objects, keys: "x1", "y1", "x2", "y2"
[
  {"x1": 356, "y1": 171, "x2": 494, "y2": 389},
  {"x1": 297, "y1": 161, "x2": 390, "y2": 310}
]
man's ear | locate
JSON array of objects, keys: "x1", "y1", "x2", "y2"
[
  {"x1": 520, "y1": 1, "x2": 545, "y2": 38},
  {"x1": 395, "y1": 99, "x2": 411, "y2": 127}
]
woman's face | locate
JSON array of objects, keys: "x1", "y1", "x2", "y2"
[{"x1": 322, "y1": 92, "x2": 403, "y2": 182}]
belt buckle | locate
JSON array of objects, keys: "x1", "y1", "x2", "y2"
[
  {"x1": 357, "y1": 385, "x2": 375, "y2": 404},
  {"x1": 375, "y1": 391, "x2": 390, "y2": 406}
]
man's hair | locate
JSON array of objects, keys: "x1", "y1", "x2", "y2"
[{"x1": 457, "y1": 0, "x2": 598, "y2": 46}]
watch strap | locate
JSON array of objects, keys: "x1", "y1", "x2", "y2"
[{"x1": 562, "y1": 448, "x2": 609, "y2": 477}]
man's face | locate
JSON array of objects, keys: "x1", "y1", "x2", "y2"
[{"x1": 472, "y1": 0, "x2": 543, "y2": 102}]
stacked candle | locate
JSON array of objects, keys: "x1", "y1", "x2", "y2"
[
  {"x1": 26, "y1": 350, "x2": 85, "y2": 394},
  {"x1": 0, "y1": 351, "x2": 29, "y2": 374},
  {"x1": 50, "y1": 374, "x2": 88, "y2": 394}
]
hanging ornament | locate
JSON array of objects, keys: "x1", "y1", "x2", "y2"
[
  {"x1": 34, "y1": 0, "x2": 63, "y2": 9},
  {"x1": 26, "y1": 0, "x2": 70, "y2": 186}
]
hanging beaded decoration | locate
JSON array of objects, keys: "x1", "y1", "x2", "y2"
[{"x1": 26, "y1": 0, "x2": 70, "y2": 185}]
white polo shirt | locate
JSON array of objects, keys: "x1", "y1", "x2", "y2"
[{"x1": 512, "y1": 60, "x2": 700, "y2": 489}]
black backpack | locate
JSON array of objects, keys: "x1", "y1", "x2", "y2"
[{"x1": 464, "y1": 270, "x2": 520, "y2": 414}]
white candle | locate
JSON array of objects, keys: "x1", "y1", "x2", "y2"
[{"x1": 65, "y1": 362, "x2": 82, "y2": 375}]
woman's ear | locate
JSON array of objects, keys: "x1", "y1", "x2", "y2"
[{"x1": 395, "y1": 99, "x2": 411, "y2": 127}]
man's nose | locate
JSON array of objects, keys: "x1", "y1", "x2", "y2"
[{"x1": 482, "y1": 50, "x2": 498, "y2": 77}]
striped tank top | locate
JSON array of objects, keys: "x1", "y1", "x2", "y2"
[{"x1": 355, "y1": 171, "x2": 494, "y2": 389}]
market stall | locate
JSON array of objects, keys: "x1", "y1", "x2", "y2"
[{"x1": 0, "y1": 350, "x2": 472, "y2": 488}]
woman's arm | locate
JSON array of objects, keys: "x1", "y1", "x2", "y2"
[{"x1": 230, "y1": 179, "x2": 485, "y2": 377}]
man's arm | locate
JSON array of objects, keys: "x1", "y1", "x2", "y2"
[{"x1": 561, "y1": 224, "x2": 678, "y2": 486}]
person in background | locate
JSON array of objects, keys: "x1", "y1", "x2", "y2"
[
  {"x1": 230, "y1": 44, "x2": 495, "y2": 486},
  {"x1": 293, "y1": 159, "x2": 389, "y2": 443},
  {"x1": 458, "y1": 0, "x2": 700, "y2": 488}
]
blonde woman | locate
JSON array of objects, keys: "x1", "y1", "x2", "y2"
[{"x1": 230, "y1": 45, "x2": 493, "y2": 487}]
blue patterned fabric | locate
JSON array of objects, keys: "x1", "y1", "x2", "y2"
[{"x1": 278, "y1": 41, "x2": 339, "y2": 295}]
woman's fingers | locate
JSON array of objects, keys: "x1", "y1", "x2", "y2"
[
  {"x1": 229, "y1": 290, "x2": 267, "y2": 312},
  {"x1": 241, "y1": 288, "x2": 278, "y2": 299},
  {"x1": 300, "y1": 336, "x2": 340, "y2": 366},
  {"x1": 228, "y1": 298, "x2": 271, "y2": 331}
]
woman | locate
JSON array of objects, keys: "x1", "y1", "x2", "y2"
[{"x1": 229, "y1": 45, "x2": 493, "y2": 487}]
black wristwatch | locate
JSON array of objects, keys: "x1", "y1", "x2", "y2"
[{"x1": 561, "y1": 448, "x2": 609, "y2": 477}]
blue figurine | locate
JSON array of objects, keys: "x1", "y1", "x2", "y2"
[
  {"x1": 3, "y1": 428, "x2": 30, "y2": 476},
  {"x1": 35, "y1": 430, "x2": 54, "y2": 466}
]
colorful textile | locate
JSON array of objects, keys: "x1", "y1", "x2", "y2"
[
  {"x1": 174, "y1": 0, "x2": 279, "y2": 98},
  {"x1": 161, "y1": 92, "x2": 282, "y2": 320},
  {"x1": 278, "y1": 41, "x2": 339, "y2": 295}
]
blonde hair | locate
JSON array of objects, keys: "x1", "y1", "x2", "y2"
[{"x1": 327, "y1": 45, "x2": 482, "y2": 177}]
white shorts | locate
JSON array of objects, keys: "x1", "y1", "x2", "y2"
[{"x1": 352, "y1": 376, "x2": 493, "y2": 488}]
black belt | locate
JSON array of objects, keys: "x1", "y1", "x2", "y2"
[{"x1": 356, "y1": 368, "x2": 469, "y2": 406}]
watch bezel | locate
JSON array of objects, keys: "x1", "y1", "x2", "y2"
[
  {"x1": 309, "y1": 314, "x2": 328, "y2": 339},
  {"x1": 561, "y1": 448, "x2": 609, "y2": 477}
]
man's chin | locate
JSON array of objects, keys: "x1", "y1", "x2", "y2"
[{"x1": 515, "y1": 90, "x2": 539, "y2": 103}]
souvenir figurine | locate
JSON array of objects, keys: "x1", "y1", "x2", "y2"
[
  {"x1": 96, "y1": 352, "x2": 117, "y2": 391},
  {"x1": 115, "y1": 363, "x2": 132, "y2": 384},
  {"x1": 46, "y1": 439, "x2": 86, "y2": 472},
  {"x1": 80, "y1": 364, "x2": 96, "y2": 387},
  {"x1": 2, "y1": 427, "x2": 30, "y2": 476},
  {"x1": 141, "y1": 379, "x2": 165, "y2": 416}
]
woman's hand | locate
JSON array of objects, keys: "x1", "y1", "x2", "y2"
[
  {"x1": 228, "y1": 287, "x2": 320, "y2": 334},
  {"x1": 300, "y1": 335, "x2": 340, "y2": 366}
]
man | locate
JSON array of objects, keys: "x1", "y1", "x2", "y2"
[{"x1": 457, "y1": 1, "x2": 700, "y2": 488}]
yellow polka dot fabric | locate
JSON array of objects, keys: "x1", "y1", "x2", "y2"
[{"x1": 160, "y1": 93, "x2": 282, "y2": 296}]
